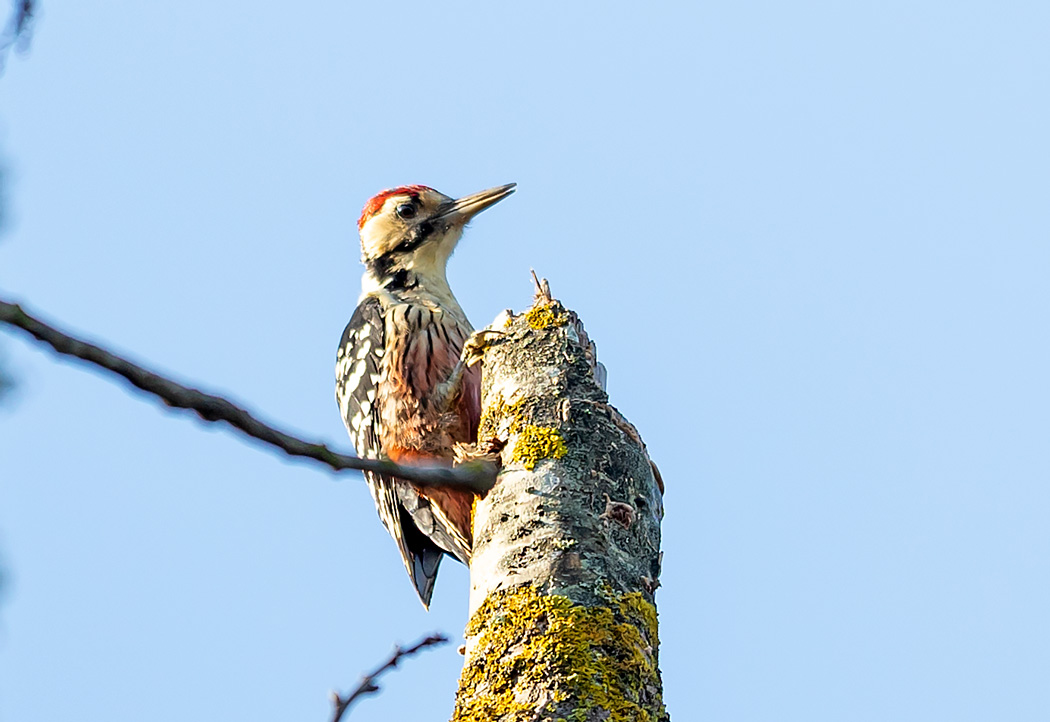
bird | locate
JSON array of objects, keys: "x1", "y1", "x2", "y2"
[{"x1": 335, "y1": 182, "x2": 516, "y2": 608}]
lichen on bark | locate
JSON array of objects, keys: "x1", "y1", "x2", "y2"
[
  {"x1": 452, "y1": 296, "x2": 667, "y2": 722},
  {"x1": 454, "y1": 585, "x2": 662, "y2": 722}
]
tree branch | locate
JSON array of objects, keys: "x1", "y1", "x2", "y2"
[
  {"x1": 329, "y1": 633, "x2": 448, "y2": 722},
  {"x1": 0, "y1": 296, "x2": 495, "y2": 493}
]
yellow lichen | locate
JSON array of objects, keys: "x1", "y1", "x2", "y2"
[
  {"x1": 524, "y1": 303, "x2": 568, "y2": 330},
  {"x1": 451, "y1": 585, "x2": 666, "y2": 722},
  {"x1": 512, "y1": 425, "x2": 568, "y2": 471},
  {"x1": 478, "y1": 394, "x2": 527, "y2": 441}
]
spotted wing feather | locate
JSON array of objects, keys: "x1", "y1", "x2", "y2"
[{"x1": 335, "y1": 295, "x2": 445, "y2": 607}]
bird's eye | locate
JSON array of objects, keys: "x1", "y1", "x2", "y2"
[{"x1": 396, "y1": 203, "x2": 417, "y2": 220}]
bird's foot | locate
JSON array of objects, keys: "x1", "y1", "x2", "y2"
[
  {"x1": 459, "y1": 328, "x2": 505, "y2": 368},
  {"x1": 453, "y1": 438, "x2": 506, "y2": 465},
  {"x1": 432, "y1": 330, "x2": 502, "y2": 412}
]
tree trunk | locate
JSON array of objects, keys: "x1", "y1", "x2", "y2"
[{"x1": 451, "y1": 293, "x2": 668, "y2": 722}]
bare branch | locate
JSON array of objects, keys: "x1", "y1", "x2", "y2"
[
  {"x1": 329, "y1": 633, "x2": 448, "y2": 722},
  {"x1": 0, "y1": 296, "x2": 496, "y2": 493}
]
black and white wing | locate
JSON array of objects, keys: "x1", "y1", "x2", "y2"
[
  {"x1": 335, "y1": 294, "x2": 444, "y2": 608},
  {"x1": 336, "y1": 296, "x2": 384, "y2": 463}
]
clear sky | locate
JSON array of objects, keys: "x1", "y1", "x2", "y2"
[{"x1": 2, "y1": 2, "x2": 1049, "y2": 720}]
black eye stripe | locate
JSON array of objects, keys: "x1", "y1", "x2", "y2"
[
  {"x1": 393, "y1": 220, "x2": 434, "y2": 254},
  {"x1": 364, "y1": 218, "x2": 434, "y2": 280}
]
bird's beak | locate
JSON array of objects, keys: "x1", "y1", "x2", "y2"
[{"x1": 435, "y1": 183, "x2": 517, "y2": 225}]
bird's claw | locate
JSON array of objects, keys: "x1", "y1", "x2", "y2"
[{"x1": 460, "y1": 329, "x2": 504, "y2": 367}]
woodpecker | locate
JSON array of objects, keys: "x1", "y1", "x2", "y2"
[{"x1": 335, "y1": 182, "x2": 516, "y2": 608}]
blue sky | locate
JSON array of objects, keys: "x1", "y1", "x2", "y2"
[{"x1": 2, "y1": 2, "x2": 1049, "y2": 720}]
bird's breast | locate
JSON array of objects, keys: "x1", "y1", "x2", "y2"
[
  {"x1": 379, "y1": 300, "x2": 480, "y2": 455},
  {"x1": 385, "y1": 303, "x2": 467, "y2": 396}
]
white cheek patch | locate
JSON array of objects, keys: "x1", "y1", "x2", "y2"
[
  {"x1": 359, "y1": 213, "x2": 395, "y2": 259},
  {"x1": 360, "y1": 194, "x2": 420, "y2": 259}
]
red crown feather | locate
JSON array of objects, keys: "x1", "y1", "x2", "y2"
[{"x1": 358, "y1": 185, "x2": 434, "y2": 230}]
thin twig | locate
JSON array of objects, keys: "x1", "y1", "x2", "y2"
[
  {"x1": 329, "y1": 633, "x2": 448, "y2": 722},
  {"x1": 0, "y1": 297, "x2": 496, "y2": 493},
  {"x1": 530, "y1": 268, "x2": 552, "y2": 304}
]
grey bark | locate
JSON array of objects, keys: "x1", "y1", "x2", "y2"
[{"x1": 452, "y1": 294, "x2": 668, "y2": 721}]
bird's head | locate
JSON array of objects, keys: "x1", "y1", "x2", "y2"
[{"x1": 357, "y1": 183, "x2": 516, "y2": 290}]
